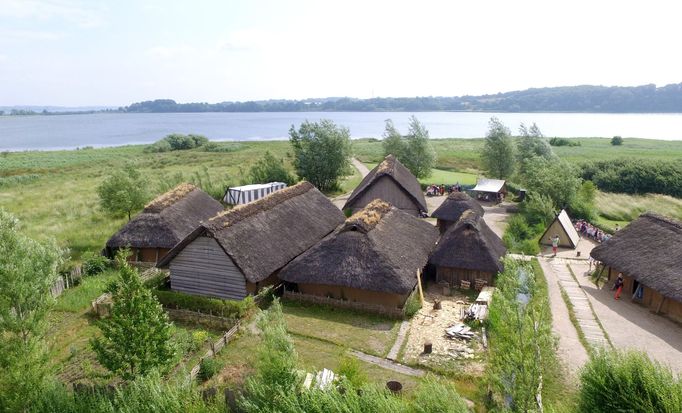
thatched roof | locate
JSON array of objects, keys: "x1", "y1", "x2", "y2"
[
  {"x1": 106, "y1": 184, "x2": 223, "y2": 249},
  {"x1": 343, "y1": 155, "x2": 427, "y2": 213},
  {"x1": 279, "y1": 199, "x2": 439, "y2": 295},
  {"x1": 429, "y1": 210, "x2": 506, "y2": 273},
  {"x1": 431, "y1": 192, "x2": 484, "y2": 222},
  {"x1": 158, "y1": 182, "x2": 345, "y2": 283},
  {"x1": 591, "y1": 213, "x2": 682, "y2": 302}
]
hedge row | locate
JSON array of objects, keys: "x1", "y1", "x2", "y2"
[{"x1": 153, "y1": 289, "x2": 254, "y2": 319}]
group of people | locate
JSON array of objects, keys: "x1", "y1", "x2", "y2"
[
  {"x1": 574, "y1": 219, "x2": 614, "y2": 243},
  {"x1": 425, "y1": 183, "x2": 463, "y2": 197}
]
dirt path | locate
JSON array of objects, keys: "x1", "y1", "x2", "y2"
[
  {"x1": 351, "y1": 157, "x2": 370, "y2": 178},
  {"x1": 538, "y1": 258, "x2": 590, "y2": 376},
  {"x1": 350, "y1": 350, "x2": 425, "y2": 377},
  {"x1": 570, "y1": 261, "x2": 682, "y2": 375},
  {"x1": 386, "y1": 320, "x2": 410, "y2": 361}
]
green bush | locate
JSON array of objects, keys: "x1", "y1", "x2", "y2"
[
  {"x1": 411, "y1": 376, "x2": 469, "y2": 413},
  {"x1": 403, "y1": 291, "x2": 422, "y2": 318},
  {"x1": 549, "y1": 137, "x2": 580, "y2": 147},
  {"x1": 153, "y1": 289, "x2": 254, "y2": 319},
  {"x1": 144, "y1": 133, "x2": 210, "y2": 153},
  {"x1": 611, "y1": 135, "x2": 623, "y2": 146},
  {"x1": 81, "y1": 251, "x2": 111, "y2": 276},
  {"x1": 198, "y1": 357, "x2": 219, "y2": 382},
  {"x1": 519, "y1": 193, "x2": 554, "y2": 227},
  {"x1": 578, "y1": 350, "x2": 682, "y2": 413},
  {"x1": 506, "y1": 214, "x2": 534, "y2": 240},
  {"x1": 337, "y1": 355, "x2": 368, "y2": 389},
  {"x1": 202, "y1": 142, "x2": 243, "y2": 152},
  {"x1": 143, "y1": 139, "x2": 172, "y2": 153},
  {"x1": 581, "y1": 158, "x2": 682, "y2": 197}
]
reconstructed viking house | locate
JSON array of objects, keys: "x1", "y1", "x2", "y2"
[
  {"x1": 430, "y1": 192, "x2": 484, "y2": 234},
  {"x1": 105, "y1": 183, "x2": 223, "y2": 264},
  {"x1": 429, "y1": 210, "x2": 506, "y2": 289},
  {"x1": 343, "y1": 155, "x2": 427, "y2": 216},
  {"x1": 279, "y1": 200, "x2": 439, "y2": 313},
  {"x1": 157, "y1": 182, "x2": 345, "y2": 300},
  {"x1": 591, "y1": 213, "x2": 682, "y2": 323}
]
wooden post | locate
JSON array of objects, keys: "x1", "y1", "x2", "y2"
[
  {"x1": 594, "y1": 265, "x2": 606, "y2": 289},
  {"x1": 656, "y1": 297, "x2": 666, "y2": 314},
  {"x1": 423, "y1": 342, "x2": 432, "y2": 354},
  {"x1": 416, "y1": 269, "x2": 425, "y2": 305}
]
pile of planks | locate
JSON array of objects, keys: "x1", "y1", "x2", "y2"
[{"x1": 445, "y1": 323, "x2": 475, "y2": 340}]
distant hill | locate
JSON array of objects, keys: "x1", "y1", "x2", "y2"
[{"x1": 123, "y1": 83, "x2": 682, "y2": 113}]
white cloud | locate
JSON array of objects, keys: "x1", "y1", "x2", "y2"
[
  {"x1": 0, "y1": 28, "x2": 64, "y2": 41},
  {"x1": 0, "y1": 0, "x2": 105, "y2": 28}
]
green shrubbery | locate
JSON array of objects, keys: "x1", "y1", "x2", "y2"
[
  {"x1": 581, "y1": 158, "x2": 682, "y2": 197},
  {"x1": 81, "y1": 251, "x2": 111, "y2": 276},
  {"x1": 198, "y1": 358, "x2": 219, "y2": 382},
  {"x1": 144, "y1": 134, "x2": 210, "y2": 153},
  {"x1": 578, "y1": 350, "x2": 682, "y2": 413},
  {"x1": 610, "y1": 135, "x2": 623, "y2": 146},
  {"x1": 403, "y1": 290, "x2": 422, "y2": 318},
  {"x1": 153, "y1": 290, "x2": 254, "y2": 319},
  {"x1": 549, "y1": 137, "x2": 581, "y2": 147},
  {"x1": 201, "y1": 142, "x2": 244, "y2": 152}
]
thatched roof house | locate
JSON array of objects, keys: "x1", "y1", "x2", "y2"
[
  {"x1": 343, "y1": 155, "x2": 427, "y2": 216},
  {"x1": 279, "y1": 199, "x2": 439, "y2": 313},
  {"x1": 591, "y1": 213, "x2": 682, "y2": 323},
  {"x1": 430, "y1": 192, "x2": 484, "y2": 234},
  {"x1": 429, "y1": 210, "x2": 506, "y2": 289},
  {"x1": 157, "y1": 182, "x2": 345, "y2": 300},
  {"x1": 105, "y1": 183, "x2": 223, "y2": 263}
]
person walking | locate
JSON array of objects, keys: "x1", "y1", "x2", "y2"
[
  {"x1": 550, "y1": 234, "x2": 560, "y2": 257},
  {"x1": 613, "y1": 273, "x2": 624, "y2": 300}
]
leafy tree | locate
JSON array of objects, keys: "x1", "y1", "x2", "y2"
[
  {"x1": 611, "y1": 135, "x2": 623, "y2": 146},
  {"x1": 521, "y1": 157, "x2": 582, "y2": 209},
  {"x1": 402, "y1": 116, "x2": 436, "y2": 179},
  {"x1": 91, "y1": 251, "x2": 175, "y2": 381},
  {"x1": 481, "y1": 117, "x2": 516, "y2": 179},
  {"x1": 248, "y1": 151, "x2": 296, "y2": 185},
  {"x1": 0, "y1": 210, "x2": 62, "y2": 411},
  {"x1": 97, "y1": 164, "x2": 150, "y2": 220},
  {"x1": 381, "y1": 119, "x2": 406, "y2": 159},
  {"x1": 518, "y1": 123, "x2": 553, "y2": 162},
  {"x1": 289, "y1": 120, "x2": 351, "y2": 192}
]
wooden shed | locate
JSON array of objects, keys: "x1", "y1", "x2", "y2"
[
  {"x1": 343, "y1": 155, "x2": 427, "y2": 216},
  {"x1": 430, "y1": 192, "x2": 484, "y2": 234},
  {"x1": 104, "y1": 183, "x2": 223, "y2": 264},
  {"x1": 540, "y1": 209, "x2": 580, "y2": 249},
  {"x1": 429, "y1": 210, "x2": 506, "y2": 289},
  {"x1": 471, "y1": 178, "x2": 507, "y2": 203},
  {"x1": 157, "y1": 182, "x2": 345, "y2": 300},
  {"x1": 591, "y1": 213, "x2": 682, "y2": 323},
  {"x1": 279, "y1": 200, "x2": 439, "y2": 312}
]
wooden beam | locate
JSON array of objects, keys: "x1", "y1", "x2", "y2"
[
  {"x1": 594, "y1": 265, "x2": 606, "y2": 289},
  {"x1": 656, "y1": 297, "x2": 666, "y2": 314},
  {"x1": 416, "y1": 269, "x2": 425, "y2": 305}
]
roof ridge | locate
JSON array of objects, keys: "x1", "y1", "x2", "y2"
[
  {"x1": 144, "y1": 183, "x2": 198, "y2": 213},
  {"x1": 375, "y1": 154, "x2": 397, "y2": 176},
  {"x1": 342, "y1": 199, "x2": 393, "y2": 233},
  {"x1": 206, "y1": 181, "x2": 313, "y2": 230},
  {"x1": 642, "y1": 212, "x2": 682, "y2": 231}
]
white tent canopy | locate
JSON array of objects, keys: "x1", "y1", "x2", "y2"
[
  {"x1": 223, "y1": 182, "x2": 287, "y2": 205},
  {"x1": 472, "y1": 179, "x2": 506, "y2": 193}
]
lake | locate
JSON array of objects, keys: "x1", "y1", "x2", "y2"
[{"x1": 2, "y1": 111, "x2": 682, "y2": 151}]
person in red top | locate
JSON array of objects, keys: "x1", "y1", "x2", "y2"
[{"x1": 613, "y1": 273, "x2": 624, "y2": 300}]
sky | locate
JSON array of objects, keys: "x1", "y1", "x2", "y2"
[{"x1": 1, "y1": 0, "x2": 682, "y2": 106}]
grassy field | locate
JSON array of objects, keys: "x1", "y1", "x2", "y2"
[{"x1": 365, "y1": 163, "x2": 478, "y2": 186}]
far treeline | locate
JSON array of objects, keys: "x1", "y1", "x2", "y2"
[{"x1": 120, "y1": 83, "x2": 682, "y2": 113}]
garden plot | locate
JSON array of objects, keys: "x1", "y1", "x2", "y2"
[{"x1": 402, "y1": 285, "x2": 485, "y2": 374}]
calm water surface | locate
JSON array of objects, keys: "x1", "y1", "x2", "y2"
[{"x1": 2, "y1": 111, "x2": 682, "y2": 151}]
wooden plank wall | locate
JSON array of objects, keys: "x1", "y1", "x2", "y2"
[
  {"x1": 170, "y1": 236, "x2": 248, "y2": 300},
  {"x1": 351, "y1": 176, "x2": 420, "y2": 215}
]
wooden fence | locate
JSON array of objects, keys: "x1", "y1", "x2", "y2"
[
  {"x1": 283, "y1": 290, "x2": 405, "y2": 318},
  {"x1": 91, "y1": 267, "x2": 167, "y2": 317},
  {"x1": 50, "y1": 265, "x2": 82, "y2": 298},
  {"x1": 187, "y1": 321, "x2": 241, "y2": 381},
  {"x1": 166, "y1": 308, "x2": 237, "y2": 330}
]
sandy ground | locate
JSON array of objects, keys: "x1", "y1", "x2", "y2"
[
  {"x1": 402, "y1": 284, "x2": 484, "y2": 374},
  {"x1": 570, "y1": 261, "x2": 682, "y2": 375},
  {"x1": 538, "y1": 237, "x2": 599, "y2": 261}
]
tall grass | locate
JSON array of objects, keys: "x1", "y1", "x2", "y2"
[
  {"x1": 595, "y1": 191, "x2": 682, "y2": 222},
  {"x1": 578, "y1": 350, "x2": 682, "y2": 413}
]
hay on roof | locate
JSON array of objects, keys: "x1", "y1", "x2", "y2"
[
  {"x1": 144, "y1": 183, "x2": 198, "y2": 213},
  {"x1": 431, "y1": 192, "x2": 484, "y2": 222}
]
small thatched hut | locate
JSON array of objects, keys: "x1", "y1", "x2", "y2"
[
  {"x1": 279, "y1": 200, "x2": 439, "y2": 313},
  {"x1": 105, "y1": 183, "x2": 223, "y2": 264},
  {"x1": 591, "y1": 213, "x2": 682, "y2": 323},
  {"x1": 429, "y1": 210, "x2": 506, "y2": 289},
  {"x1": 343, "y1": 155, "x2": 427, "y2": 216},
  {"x1": 157, "y1": 182, "x2": 345, "y2": 300},
  {"x1": 540, "y1": 209, "x2": 580, "y2": 249},
  {"x1": 430, "y1": 192, "x2": 484, "y2": 234}
]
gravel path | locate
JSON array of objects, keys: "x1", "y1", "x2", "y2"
[
  {"x1": 351, "y1": 157, "x2": 370, "y2": 177},
  {"x1": 386, "y1": 320, "x2": 410, "y2": 361},
  {"x1": 570, "y1": 262, "x2": 682, "y2": 375},
  {"x1": 350, "y1": 350, "x2": 425, "y2": 377},
  {"x1": 331, "y1": 158, "x2": 368, "y2": 209},
  {"x1": 538, "y1": 258, "x2": 590, "y2": 376}
]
